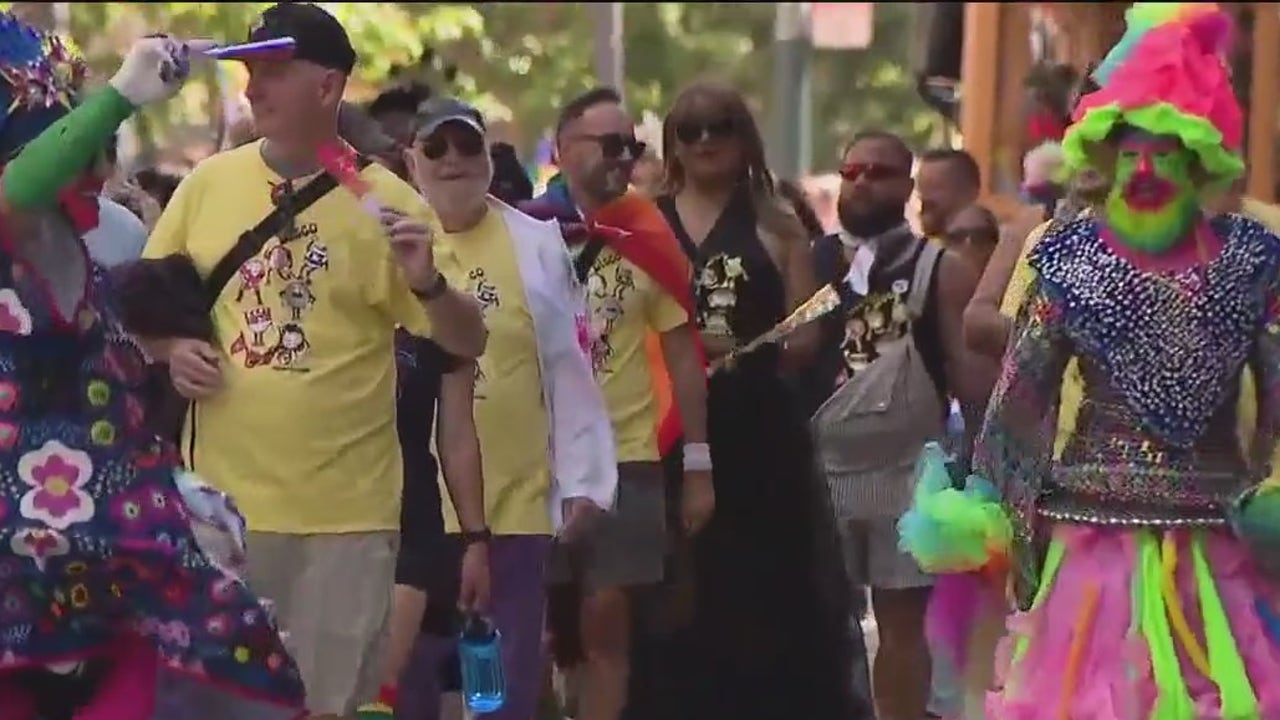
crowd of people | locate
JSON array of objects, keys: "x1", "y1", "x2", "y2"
[{"x1": 0, "y1": 3, "x2": 1278, "y2": 720}]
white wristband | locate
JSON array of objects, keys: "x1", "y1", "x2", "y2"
[{"x1": 683, "y1": 442, "x2": 712, "y2": 472}]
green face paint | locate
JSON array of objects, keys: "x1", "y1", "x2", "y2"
[{"x1": 1103, "y1": 130, "x2": 1198, "y2": 253}]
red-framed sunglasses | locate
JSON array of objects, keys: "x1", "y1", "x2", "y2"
[{"x1": 839, "y1": 162, "x2": 906, "y2": 183}]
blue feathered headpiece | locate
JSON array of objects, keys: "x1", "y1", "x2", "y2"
[{"x1": 0, "y1": 12, "x2": 86, "y2": 160}]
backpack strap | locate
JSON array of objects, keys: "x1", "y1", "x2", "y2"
[{"x1": 906, "y1": 240, "x2": 943, "y2": 320}]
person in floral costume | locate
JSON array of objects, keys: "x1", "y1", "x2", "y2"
[{"x1": 0, "y1": 15, "x2": 305, "y2": 720}]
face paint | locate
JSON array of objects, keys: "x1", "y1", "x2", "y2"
[{"x1": 1102, "y1": 130, "x2": 1198, "y2": 253}]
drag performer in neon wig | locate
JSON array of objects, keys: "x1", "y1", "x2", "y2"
[
  {"x1": 900, "y1": 4, "x2": 1280, "y2": 718},
  {"x1": 0, "y1": 15, "x2": 305, "y2": 720}
]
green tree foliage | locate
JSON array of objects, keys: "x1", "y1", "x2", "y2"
[
  {"x1": 452, "y1": 3, "x2": 946, "y2": 170},
  {"x1": 5, "y1": 2, "x2": 945, "y2": 172}
]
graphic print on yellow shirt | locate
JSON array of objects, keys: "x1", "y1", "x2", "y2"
[
  {"x1": 436, "y1": 203, "x2": 554, "y2": 535},
  {"x1": 225, "y1": 184, "x2": 332, "y2": 372},
  {"x1": 466, "y1": 263, "x2": 502, "y2": 397},
  {"x1": 142, "y1": 140, "x2": 434, "y2": 534},
  {"x1": 584, "y1": 247, "x2": 688, "y2": 462}
]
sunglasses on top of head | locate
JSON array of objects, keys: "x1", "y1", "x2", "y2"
[
  {"x1": 419, "y1": 131, "x2": 486, "y2": 161},
  {"x1": 674, "y1": 117, "x2": 736, "y2": 145},
  {"x1": 839, "y1": 161, "x2": 905, "y2": 183}
]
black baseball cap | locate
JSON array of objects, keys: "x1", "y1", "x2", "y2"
[
  {"x1": 413, "y1": 97, "x2": 486, "y2": 140},
  {"x1": 247, "y1": 3, "x2": 357, "y2": 74}
]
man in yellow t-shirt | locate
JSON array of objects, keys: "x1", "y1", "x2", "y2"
[
  {"x1": 533, "y1": 87, "x2": 712, "y2": 720},
  {"x1": 138, "y1": 6, "x2": 485, "y2": 716},
  {"x1": 999, "y1": 195, "x2": 1280, "y2": 458}
]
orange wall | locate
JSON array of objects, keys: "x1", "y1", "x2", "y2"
[{"x1": 963, "y1": 2, "x2": 1279, "y2": 210}]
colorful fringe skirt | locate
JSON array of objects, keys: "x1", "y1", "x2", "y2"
[{"x1": 987, "y1": 524, "x2": 1280, "y2": 720}]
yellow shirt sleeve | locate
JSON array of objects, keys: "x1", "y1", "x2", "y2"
[
  {"x1": 142, "y1": 171, "x2": 201, "y2": 259},
  {"x1": 1242, "y1": 197, "x2": 1280, "y2": 235},
  {"x1": 999, "y1": 221, "x2": 1053, "y2": 318},
  {"x1": 367, "y1": 167, "x2": 435, "y2": 338},
  {"x1": 646, "y1": 286, "x2": 690, "y2": 334}
]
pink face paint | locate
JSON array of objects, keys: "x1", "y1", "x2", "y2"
[
  {"x1": 1116, "y1": 137, "x2": 1180, "y2": 211},
  {"x1": 1120, "y1": 171, "x2": 1177, "y2": 211}
]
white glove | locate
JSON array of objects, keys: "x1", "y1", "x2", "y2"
[{"x1": 109, "y1": 36, "x2": 214, "y2": 106}]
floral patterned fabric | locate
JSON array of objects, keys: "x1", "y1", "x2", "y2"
[{"x1": 0, "y1": 243, "x2": 305, "y2": 714}]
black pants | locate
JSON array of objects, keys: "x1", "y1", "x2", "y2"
[{"x1": 620, "y1": 448, "x2": 688, "y2": 720}]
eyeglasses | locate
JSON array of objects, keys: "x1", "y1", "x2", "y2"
[
  {"x1": 674, "y1": 117, "x2": 736, "y2": 145},
  {"x1": 574, "y1": 133, "x2": 646, "y2": 161},
  {"x1": 839, "y1": 162, "x2": 906, "y2": 183},
  {"x1": 420, "y1": 131, "x2": 486, "y2": 161}
]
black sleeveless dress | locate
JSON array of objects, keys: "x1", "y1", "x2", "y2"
[{"x1": 642, "y1": 191, "x2": 863, "y2": 720}]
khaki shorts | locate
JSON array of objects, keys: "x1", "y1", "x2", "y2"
[{"x1": 244, "y1": 531, "x2": 398, "y2": 716}]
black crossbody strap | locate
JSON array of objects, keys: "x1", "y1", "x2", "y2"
[
  {"x1": 572, "y1": 238, "x2": 608, "y2": 284},
  {"x1": 202, "y1": 155, "x2": 373, "y2": 309}
]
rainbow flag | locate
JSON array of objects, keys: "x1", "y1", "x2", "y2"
[{"x1": 530, "y1": 134, "x2": 558, "y2": 195}]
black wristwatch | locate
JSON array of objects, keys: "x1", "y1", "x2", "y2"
[
  {"x1": 412, "y1": 272, "x2": 449, "y2": 302},
  {"x1": 460, "y1": 528, "x2": 492, "y2": 546}
]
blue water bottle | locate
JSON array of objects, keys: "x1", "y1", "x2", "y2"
[{"x1": 458, "y1": 613, "x2": 506, "y2": 714}]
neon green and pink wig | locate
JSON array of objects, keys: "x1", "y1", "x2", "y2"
[{"x1": 1062, "y1": 3, "x2": 1244, "y2": 185}]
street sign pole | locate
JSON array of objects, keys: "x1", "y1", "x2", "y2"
[
  {"x1": 593, "y1": 3, "x2": 625, "y2": 97},
  {"x1": 771, "y1": 3, "x2": 812, "y2": 180}
]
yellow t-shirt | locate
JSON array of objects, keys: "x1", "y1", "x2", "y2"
[
  {"x1": 143, "y1": 140, "x2": 434, "y2": 533},
  {"x1": 999, "y1": 199, "x2": 1280, "y2": 463},
  {"x1": 584, "y1": 248, "x2": 689, "y2": 462},
  {"x1": 435, "y1": 202, "x2": 553, "y2": 535}
]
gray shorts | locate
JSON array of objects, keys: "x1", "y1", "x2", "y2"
[
  {"x1": 839, "y1": 516, "x2": 933, "y2": 590},
  {"x1": 548, "y1": 461, "x2": 667, "y2": 591}
]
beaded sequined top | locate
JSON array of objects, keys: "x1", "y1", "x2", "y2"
[{"x1": 974, "y1": 213, "x2": 1280, "y2": 605}]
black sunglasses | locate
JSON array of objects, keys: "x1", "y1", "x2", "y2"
[
  {"x1": 576, "y1": 133, "x2": 646, "y2": 161},
  {"x1": 674, "y1": 117, "x2": 736, "y2": 145},
  {"x1": 420, "y1": 131, "x2": 486, "y2": 161}
]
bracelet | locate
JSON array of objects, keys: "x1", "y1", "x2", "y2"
[
  {"x1": 460, "y1": 528, "x2": 492, "y2": 546},
  {"x1": 683, "y1": 442, "x2": 712, "y2": 472},
  {"x1": 412, "y1": 272, "x2": 449, "y2": 302}
]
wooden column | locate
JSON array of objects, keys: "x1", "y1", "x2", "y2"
[
  {"x1": 992, "y1": 5, "x2": 1031, "y2": 196},
  {"x1": 960, "y1": 2, "x2": 1002, "y2": 201},
  {"x1": 1246, "y1": 2, "x2": 1277, "y2": 202}
]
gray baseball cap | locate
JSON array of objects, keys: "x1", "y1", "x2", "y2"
[{"x1": 413, "y1": 97, "x2": 486, "y2": 139}]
